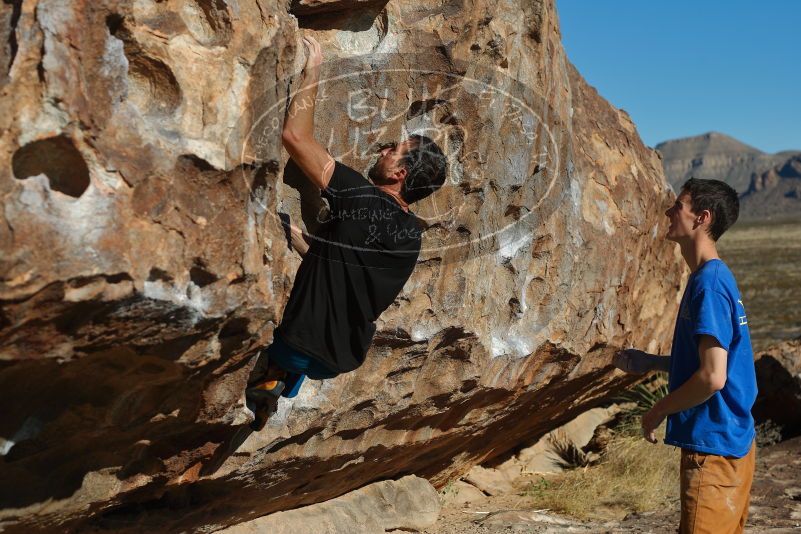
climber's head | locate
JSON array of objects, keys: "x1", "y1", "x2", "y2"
[{"x1": 368, "y1": 134, "x2": 448, "y2": 204}]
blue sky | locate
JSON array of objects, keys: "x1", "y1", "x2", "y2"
[{"x1": 556, "y1": 1, "x2": 801, "y2": 153}]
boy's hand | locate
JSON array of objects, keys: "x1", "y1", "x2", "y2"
[
  {"x1": 302, "y1": 35, "x2": 322, "y2": 72},
  {"x1": 613, "y1": 348, "x2": 652, "y2": 374},
  {"x1": 642, "y1": 404, "x2": 666, "y2": 444}
]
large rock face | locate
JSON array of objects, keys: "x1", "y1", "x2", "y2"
[{"x1": 0, "y1": 1, "x2": 683, "y2": 532}]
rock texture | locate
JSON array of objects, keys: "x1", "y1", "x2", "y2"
[
  {"x1": 0, "y1": 0, "x2": 682, "y2": 532},
  {"x1": 218, "y1": 475, "x2": 440, "y2": 534},
  {"x1": 656, "y1": 131, "x2": 801, "y2": 197},
  {"x1": 754, "y1": 336, "x2": 801, "y2": 439}
]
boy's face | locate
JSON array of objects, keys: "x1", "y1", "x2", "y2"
[{"x1": 665, "y1": 191, "x2": 700, "y2": 242}]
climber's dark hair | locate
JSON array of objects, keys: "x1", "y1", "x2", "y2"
[
  {"x1": 400, "y1": 134, "x2": 447, "y2": 204},
  {"x1": 681, "y1": 177, "x2": 740, "y2": 241}
]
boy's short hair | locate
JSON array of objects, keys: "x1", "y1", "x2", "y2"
[
  {"x1": 400, "y1": 134, "x2": 447, "y2": 204},
  {"x1": 681, "y1": 178, "x2": 740, "y2": 241}
]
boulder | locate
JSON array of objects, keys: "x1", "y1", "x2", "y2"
[
  {"x1": 440, "y1": 480, "x2": 487, "y2": 506},
  {"x1": 463, "y1": 465, "x2": 516, "y2": 496},
  {"x1": 753, "y1": 336, "x2": 801, "y2": 438},
  {"x1": 217, "y1": 475, "x2": 439, "y2": 534},
  {"x1": 0, "y1": 0, "x2": 683, "y2": 532}
]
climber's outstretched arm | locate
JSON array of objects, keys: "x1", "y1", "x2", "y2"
[{"x1": 282, "y1": 35, "x2": 335, "y2": 190}]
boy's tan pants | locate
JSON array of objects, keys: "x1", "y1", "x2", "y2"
[{"x1": 679, "y1": 442, "x2": 756, "y2": 534}]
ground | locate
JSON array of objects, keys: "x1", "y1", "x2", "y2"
[{"x1": 424, "y1": 436, "x2": 801, "y2": 533}]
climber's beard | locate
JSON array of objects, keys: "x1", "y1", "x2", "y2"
[
  {"x1": 367, "y1": 141, "x2": 405, "y2": 186},
  {"x1": 367, "y1": 153, "x2": 390, "y2": 185},
  {"x1": 367, "y1": 160, "x2": 384, "y2": 184}
]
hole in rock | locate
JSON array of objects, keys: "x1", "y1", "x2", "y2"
[
  {"x1": 11, "y1": 135, "x2": 91, "y2": 197},
  {"x1": 296, "y1": 0, "x2": 389, "y2": 33},
  {"x1": 147, "y1": 267, "x2": 173, "y2": 282},
  {"x1": 4, "y1": 0, "x2": 23, "y2": 74},
  {"x1": 177, "y1": 153, "x2": 215, "y2": 173},
  {"x1": 189, "y1": 261, "x2": 217, "y2": 287},
  {"x1": 107, "y1": 15, "x2": 182, "y2": 116},
  {"x1": 218, "y1": 317, "x2": 249, "y2": 340},
  {"x1": 127, "y1": 53, "x2": 182, "y2": 115},
  {"x1": 460, "y1": 379, "x2": 478, "y2": 393},
  {"x1": 192, "y1": 0, "x2": 232, "y2": 45},
  {"x1": 105, "y1": 13, "x2": 124, "y2": 36},
  {"x1": 218, "y1": 317, "x2": 250, "y2": 358}
]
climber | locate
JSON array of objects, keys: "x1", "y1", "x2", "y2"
[
  {"x1": 245, "y1": 35, "x2": 448, "y2": 430},
  {"x1": 613, "y1": 178, "x2": 757, "y2": 533}
]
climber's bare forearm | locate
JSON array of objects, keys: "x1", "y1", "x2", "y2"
[
  {"x1": 280, "y1": 37, "x2": 333, "y2": 189},
  {"x1": 294, "y1": 235, "x2": 311, "y2": 258},
  {"x1": 283, "y1": 67, "x2": 320, "y2": 140},
  {"x1": 288, "y1": 223, "x2": 311, "y2": 257}
]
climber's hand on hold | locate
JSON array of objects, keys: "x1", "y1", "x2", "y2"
[
  {"x1": 613, "y1": 348, "x2": 652, "y2": 374},
  {"x1": 282, "y1": 33, "x2": 334, "y2": 190},
  {"x1": 302, "y1": 35, "x2": 322, "y2": 74}
]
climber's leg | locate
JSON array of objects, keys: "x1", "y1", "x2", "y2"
[
  {"x1": 250, "y1": 334, "x2": 338, "y2": 397},
  {"x1": 245, "y1": 334, "x2": 337, "y2": 430},
  {"x1": 246, "y1": 342, "x2": 289, "y2": 431},
  {"x1": 247, "y1": 344, "x2": 286, "y2": 390}
]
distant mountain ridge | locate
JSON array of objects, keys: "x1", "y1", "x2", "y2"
[
  {"x1": 740, "y1": 155, "x2": 801, "y2": 220},
  {"x1": 656, "y1": 132, "x2": 801, "y2": 220}
]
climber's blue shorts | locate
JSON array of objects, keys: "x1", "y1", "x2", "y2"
[{"x1": 266, "y1": 334, "x2": 338, "y2": 398}]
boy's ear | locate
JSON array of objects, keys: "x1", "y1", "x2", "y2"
[{"x1": 699, "y1": 209, "x2": 713, "y2": 224}]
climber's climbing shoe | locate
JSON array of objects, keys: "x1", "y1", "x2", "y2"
[
  {"x1": 246, "y1": 378, "x2": 284, "y2": 431},
  {"x1": 247, "y1": 378, "x2": 286, "y2": 401},
  {"x1": 249, "y1": 396, "x2": 278, "y2": 431}
]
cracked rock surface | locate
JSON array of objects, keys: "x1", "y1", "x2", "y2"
[{"x1": 1, "y1": 0, "x2": 682, "y2": 532}]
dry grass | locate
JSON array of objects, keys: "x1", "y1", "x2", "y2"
[{"x1": 523, "y1": 421, "x2": 679, "y2": 519}]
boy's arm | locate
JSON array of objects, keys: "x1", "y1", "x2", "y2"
[
  {"x1": 640, "y1": 334, "x2": 728, "y2": 443},
  {"x1": 613, "y1": 349, "x2": 671, "y2": 374}
]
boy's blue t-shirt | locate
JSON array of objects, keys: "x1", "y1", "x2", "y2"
[{"x1": 665, "y1": 258, "x2": 757, "y2": 457}]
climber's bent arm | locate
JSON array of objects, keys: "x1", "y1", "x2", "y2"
[
  {"x1": 281, "y1": 35, "x2": 334, "y2": 190},
  {"x1": 281, "y1": 131, "x2": 335, "y2": 190}
]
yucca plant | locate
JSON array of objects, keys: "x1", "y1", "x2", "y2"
[
  {"x1": 548, "y1": 429, "x2": 594, "y2": 469},
  {"x1": 615, "y1": 373, "x2": 670, "y2": 427}
]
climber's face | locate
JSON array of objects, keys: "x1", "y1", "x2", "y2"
[{"x1": 368, "y1": 139, "x2": 417, "y2": 186}]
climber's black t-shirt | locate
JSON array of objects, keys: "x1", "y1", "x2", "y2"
[{"x1": 275, "y1": 161, "x2": 422, "y2": 374}]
